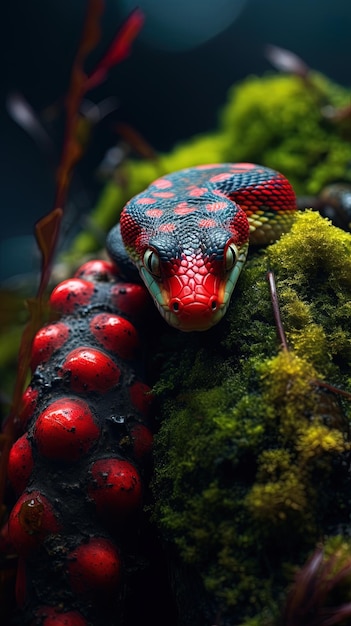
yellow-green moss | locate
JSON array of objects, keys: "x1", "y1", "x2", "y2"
[
  {"x1": 221, "y1": 73, "x2": 351, "y2": 195},
  {"x1": 268, "y1": 212, "x2": 351, "y2": 377},
  {"x1": 152, "y1": 213, "x2": 351, "y2": 625}
]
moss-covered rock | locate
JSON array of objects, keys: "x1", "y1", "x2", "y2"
[{"x1": 151, "y1": 212, "x2": 351, "y2": 625}]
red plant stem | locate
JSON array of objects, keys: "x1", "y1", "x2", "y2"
[{"x1": 313, "y1": 379, "x2": 351, "y2": 401}]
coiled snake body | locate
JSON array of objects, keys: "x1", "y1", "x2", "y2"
[{"x1": 107, "y1": 163, "x2": 297, "y2": 331}]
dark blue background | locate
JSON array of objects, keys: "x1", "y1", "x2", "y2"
[{"x1": 0, "y1": 0, "x2": 350, "y2": 280}]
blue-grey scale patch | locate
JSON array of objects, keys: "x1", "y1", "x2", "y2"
[
  {"x1": 126, "y1": 191, "x2": 239, "y2": 260},
  {"x1": 144, "y1": 164, "x2": 277, "y2": 212},
  {"x1": 214, "y1": 171, "x2": 277, "y2": 197}
]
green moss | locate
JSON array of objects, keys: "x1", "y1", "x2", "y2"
[
  {"x1": 152, "y1": 213, "x2": 351, "y2": 625},
  {"x1": 268, "y1": 211, "x2": 351, "y2": 377},
  {"x1": 221, "y1": 73, "x2": 351, "y2": 195}
]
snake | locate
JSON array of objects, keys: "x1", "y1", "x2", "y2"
[{"x1": 107, "y1": 163, "x2": 297, "y2": 332}]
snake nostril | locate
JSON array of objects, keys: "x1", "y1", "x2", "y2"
[
  {"x1": 172, "y1": 302, "x2": 180, "y2": 312},
  {"x1": 211, "y1": 300, "x2": 217, "y2": 311}
]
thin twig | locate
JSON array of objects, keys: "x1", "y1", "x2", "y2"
[{"x1": 266, "y1": 270, "x2": 289, "y2": 351}]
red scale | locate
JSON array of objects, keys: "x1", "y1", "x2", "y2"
[
  {"x1": 17, "y1": 386, "x2": 38, "y2": 431},
  {"x1": 88, "y1": 458, "x2": 142, "y2": 519},
  {"x1": 30, "y1": 322, "x2": 70, "y2": 371},
  {"x1": 9, "y1": 490, "x2": 61, "y2": 556},
  {"x1": 33, "y1": 606, "x2": 89, "y2": 626},
  {"x1": 50, "y1": 279, "x2": 95, "y2": 314},
  {"x1": 90, "y1": 313, "x2": 139, "y2": 360},
  {"x1": 7, "y1": 435, "x2": 34, "y2": 494},
  {"x1": 67, "y1": 537, "x2": 121, "y2": 594},
  {"x1": 34, "y1": 398, "x2": 100, "y2": 461}
]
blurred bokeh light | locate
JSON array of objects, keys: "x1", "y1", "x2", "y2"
[{"x1": 120, "y1": 0, "x2": 248, "y2": 51}]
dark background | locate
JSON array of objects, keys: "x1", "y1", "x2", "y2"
[{"x1": 0, "y1": 0, "x2": 350, "y2": 281}]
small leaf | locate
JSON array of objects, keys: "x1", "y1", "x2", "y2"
[{"x1": 265, "y1": 44, "x2": 309, "y2": 78}]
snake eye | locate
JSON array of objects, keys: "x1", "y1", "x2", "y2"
[
  {"x1": 143, "y1": 248, "x2": 161, "y2": 277},
  {"x1": 224, "y1": 243, "x2": 239, "y2": 271}
]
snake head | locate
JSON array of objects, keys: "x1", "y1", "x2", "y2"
[
  {"x1": 137, "y1": 228, "x2": 249, "y2": 331},
  {"x1": 117, "y1": 192, "x2": 250, "y2": 331}
]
